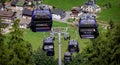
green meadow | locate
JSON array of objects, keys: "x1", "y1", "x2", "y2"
[{"x1": 43, "y1": 0, "x2": 120, "y2": 22}]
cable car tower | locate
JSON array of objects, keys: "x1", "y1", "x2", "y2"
[{"x1": 50, "y1": 27, "x2": 69, "y2": 65}]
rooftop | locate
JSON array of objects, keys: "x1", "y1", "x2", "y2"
[
  {"x1": 51, "y1": 9, "x2": 65, "y2": 15},
  {"x1": 44, "y1": 37, "x2": 54, "y2": 43},
  {"x1": 0, "y1": 10, "x2": 15, "y2": 18},
  {"x1": 23, "y1": 8, "x2": 32, "y2": 16},
  {"x1": 69, "y1": 40, "x2": 78, "y2": 45}
]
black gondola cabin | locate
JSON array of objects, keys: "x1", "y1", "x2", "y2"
[
  {"x1": 30, "y1": 7, "x2": 52, "y2": 32},
  {"x1": 64, "y1": 52, "x2": 72, "y2": 62},
  {"x1": 42, "y1": 37, "x2": 54, "y2": 56},
  {"x1": 68, "y1": 40, "x2": 79, "y2": 53},
  {"x1": 79, "y1": 13, "x2": 99, "y2": 39}
]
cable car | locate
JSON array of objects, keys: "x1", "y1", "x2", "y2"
[
  {"x1": 64, "y1": 33, "x2": 70, "y2": 40},
  {"x1": 30, "y1": 7, "x2": 52, "y2": 32},
  {"x1": 42, "y1": 37, "x2": 54, "y2": 56},
  {"x1": 79, "y1": 13, "x2": 99, "y2": 39},
  {"x1": 68, "y1": 40, "x2": 79, "y2": 53},
  {"x1": 64, "y1": 52, "x2": 72, "y2": 62},
  {"x1": 46, "y1": 49, "x2": 54, "y2": 56},
  {"x1": 50, "y1": 33, "x2": 55, "y2": 40}
]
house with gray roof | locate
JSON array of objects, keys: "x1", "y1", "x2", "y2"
[
  {"x1": 51, "y1": 9, "x2": 66, "y2": 19},
  {"x1": 22, "y1": 8, "x2": 32, "y2": 17}
]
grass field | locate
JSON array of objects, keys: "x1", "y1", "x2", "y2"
[
  {"x1": 23, "y1": 21, "x2": 90, "y2": 59},
  {"x1": 23, "y1": 21, "x2": 107, "y2": 59},
  {"x1": 43, "y1": 0, "x2": 120, "y2": 22}
]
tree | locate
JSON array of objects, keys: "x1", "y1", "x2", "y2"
[
  {"x1": 109, "y1": 19, "x2": 114, "y2": 29},
  {"x1": 7, "y1": 19, "x2": 34, "y2": 65},
  {"x1": 0, "y1": 0, "x2": 6, "y2": 7},
  {"x1": 73, "y1": 22, "x2": 120, "y2": 65},
  {"x1": 110, "y1": 23, "x2": 120, "y2": 65},
  {"x1": 0, "y1": 18, "x2": 10, "y2": 65},
  {"x1": 108, "y1": 2, "x2": 112, "y2": 8},
  {"x1": 33, "y1": 48, "x2": 57, "y2": 65}
]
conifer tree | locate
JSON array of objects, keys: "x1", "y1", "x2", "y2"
[
  {"x1": 7, "y1": 19, "x2": 34, "y2": 65},
  {"x1": 33, "y1": 48, "x2": 57, "y2": 65},
  {"x1": 0, "y1": 18, "x2": 9, "y2": 65}
]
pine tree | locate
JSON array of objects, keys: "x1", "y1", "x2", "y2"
[
  {"x1": 110, "y1": 23, "x2": 120, "y2": 65},
  {"x1": 73, "y1": 22, "x2": 120, "y2": 65},
  {"x1": 0, "y1": 18, "x2": 9, "y2": 65},
  {"x1": 7, "y1": 19, "x2": 34, "y2": 65},
  {"x1": 33, "y1": 48, "x2": 57, "y2": 65}
]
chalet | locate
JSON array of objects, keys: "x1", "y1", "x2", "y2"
[
  {"x1": 0, "y1": 9, "x2": 16, "y2": 22},
  {"x1": 22, "y1": 8, "x2": 32, "y2": 19},
  {"x1": 24, "y1": 0, "x2": 34, "y2": 6},
  {"x1": 81, "y1": 0, "x2": 101, "y2": 13},
  {"x1": 71, "y1": 7, "x2": 82, "y2": 17},
  {"x1": 52, "y1": 9, "x2": 66, "y2": 19}
]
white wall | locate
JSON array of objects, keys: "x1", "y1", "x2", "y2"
[
  {"x1": 52, "y1": 14, "x2": 61, "y2": 20},
  {"x1": 16, "y1": 6, "x2": 23, "y2": 11}
]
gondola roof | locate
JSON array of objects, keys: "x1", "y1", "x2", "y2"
[
  {"x1": 69, "y1": 40, "x2": 78, "y2": 45},
  {"x1": 79, "y1": 19, "x2": 97, "y2": 28},
  {"x1": 33, "y1": 9, "x2": 51, "y2": 16},
  {"x1": 64, "y1": 52, "x2": 71, "y2": 56},
  {"x1": 44, "y1": 37, "x2": 53, "y2": 43}
]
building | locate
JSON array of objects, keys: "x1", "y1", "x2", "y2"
[
  {"x1": 81, "y1": 0, "x2": 101, "y2": 13},
  {"x1": 21, "y1": 8, "x2": 32, "y2": 25},
  {"x1": 51, "y1": 9, "x2": 66, "y2": 19},
  {"x1": 71, "y1": 7, "x2": 82, "y2": 17},
  {"x1": 0, "y1": 9, "x2": 16, "y2": 22},
  {"x1": 22, "y1": 8, "x2": 32, "y2": 18}
]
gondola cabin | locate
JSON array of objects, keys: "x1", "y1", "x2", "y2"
[
  {"x1": 42, "y1": 37, "x2": 54, "y2": 51},
  {"x1": 79, "y1": 13, "x2": 99, "y2": 39},
  {"x1": 42, "y1": 37, "x2": 54, "y2": 56},
  {"x1": 30, "y1": 8, "x2": 52, "y2": 32},
  {"x1": 64, "y1": 52, "x2": 72, "y2": 62},
  {"x1": 64, "y1": 33, "x2": 70, "y2": 40},
  {"x1": 46, "y1": 49, "x2": 54, "y2": 56},
  {"x1": 68, "y1": 40, "x2": 79, "y2": 53}
]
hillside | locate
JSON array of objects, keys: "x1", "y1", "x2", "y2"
[{"x1": 43, "y1": 0, "x2": 120, "y2": 22}]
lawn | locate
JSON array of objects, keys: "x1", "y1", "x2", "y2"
[
  {"x1": 43, "y1": 0, "x2": 120, "y2": 22},
  {"x1": 43, "y1": 0, "x2": 86, "y2": 11},
  {"x1": 23, "y1": 21, "x2": 107, "y2": 59}
]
